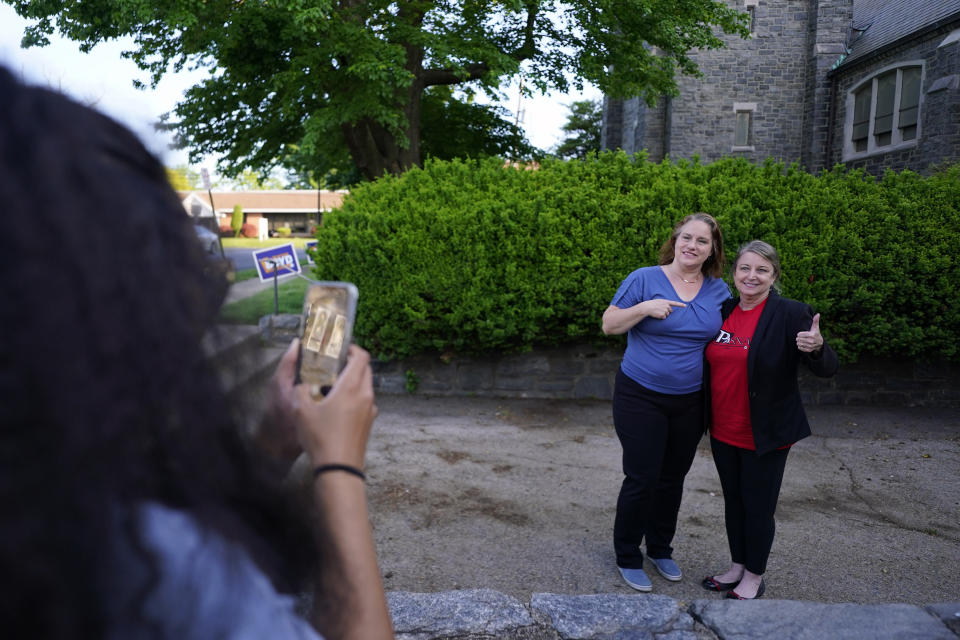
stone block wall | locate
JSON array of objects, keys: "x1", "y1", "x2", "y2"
[
  {"x1": 257, "y1": 315, "x2": 960, "y2": 407},
  {"x1": 374, "y1": 344, "x2": 960, "y2": 407},
  {"x1": 668, "y1": 0, "x2": 815, "y2": 165},
  {"x1": 602, "y1": 1, "x2": 959, "y2": 177},
  {"x1": 801, "y1": 0, "x2": 855, "y2": 172},
  {"x1": 373, "y1": 344, "x2": 623, "y2": 400},
  {"x1": 601, "y1": 95, "x2": 649, "y2": 158},
  {"x1": 604, "y1": 0, "x2": 838, "y2": 165},
  {"x1": 827, "y1": 24, "x2": 960, "y2": 174}
]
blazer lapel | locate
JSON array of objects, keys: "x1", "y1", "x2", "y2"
[{"x1": 747, "y1": 291, "x2": 780, "y2": 382}]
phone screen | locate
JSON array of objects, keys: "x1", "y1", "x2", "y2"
[{"x1": 298, "y1": 282, "x2": 358, "y2": 398}]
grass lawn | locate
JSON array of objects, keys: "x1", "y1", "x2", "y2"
[
  {"x1": 218, "y1": 276, "x2": 309, "y2": 324},
  {"x1": 233, "y1": 268, "x2": 259, "y2": 283},
  {"x1": 222, "y1": 237, "x2": 313, "y2": 249}
]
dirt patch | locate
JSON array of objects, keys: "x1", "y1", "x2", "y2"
[
  {"x1": 436, "y1": 450, "x2": 471, "y2": 464},
  {"x1": 366, "y1": 395, "x2": 960, "y2": 605}
]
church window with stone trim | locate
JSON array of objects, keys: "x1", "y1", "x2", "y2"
[
  {"x1": 735, "y1": 112, "x2": 750, "y2": 146},
  {"x1": 848, "y1": 64, "x2": 922, "y2": 157},
  {"x1": 743, "y1": 0, "x2": 758, "y2": 34},
  {"x1": 732, "y1": 102, "x2": 756, "y2": 151}
]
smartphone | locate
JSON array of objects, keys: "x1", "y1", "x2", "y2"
[{"x1": 298, "y1": 281, "x2": 358, "y2": 398}]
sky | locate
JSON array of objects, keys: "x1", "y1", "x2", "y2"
[{"x1": 0, "y1": 5, "x2": 601, "y2": 182}]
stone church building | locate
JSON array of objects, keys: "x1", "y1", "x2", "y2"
[{"x1": 601, "y1": 0, "x2": 960, "y2": 175}]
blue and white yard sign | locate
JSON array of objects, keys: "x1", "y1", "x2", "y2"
[
  {"x1": 253, "y1": 244, "x2": 301, "y2": 282},
  {"x1": 304, "y1": 240, "x2": 318, "y2": 265}
]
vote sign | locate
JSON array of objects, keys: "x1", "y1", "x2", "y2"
[
  {"x1": 253, "y1": 244, "x2": 301, "y2": 282},
  {"x1": 305, "y1": 240, "x2": 318, "y2": 265}
]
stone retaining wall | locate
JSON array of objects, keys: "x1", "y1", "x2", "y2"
[
  {"x1": 373, "y1": 345, "x2": 960, "y2": 408},
  {"x1": 256, "y1": 316, "x2": 960, "y2": 407},
  {"x1": 386, "y1": 589, "x2": 960, "y2": 640}
]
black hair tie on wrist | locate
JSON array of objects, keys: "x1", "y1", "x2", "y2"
[{"x1": 312, "y1": 463, "x2": 366, "y2": 481}]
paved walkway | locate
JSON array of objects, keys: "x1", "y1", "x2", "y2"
[{"x1": 224, "y1": 277, "x2": 275, "y2": 304}]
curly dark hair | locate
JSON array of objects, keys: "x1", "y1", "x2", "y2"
[{"x1": 0, "y1": 68, "x2": 314, "y2": 638}]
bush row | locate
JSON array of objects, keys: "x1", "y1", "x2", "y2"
[
  {"x1": 219, "y1": 222, "x2": 259, "y2": 238},
  {"x1": 309, "y1": 154, "x2": 960, "y2": 362}
]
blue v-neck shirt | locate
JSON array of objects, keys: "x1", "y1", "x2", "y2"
[{"x1": 610, "y1": 266, "x2": 730, "y2": 394}]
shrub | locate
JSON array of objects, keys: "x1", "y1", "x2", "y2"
[
  {"x1": 231, "y1": 204, "x2": 244, "y2": 237},
  {"x1": 310, "y1": 154, "x2": 960, "y2": 363},
  {"x1": 240, "y1": 222, "x2": 258, "y2": 238},
  {"x1": 277, "y1": 226, "x2": 292, "y2": 237}
]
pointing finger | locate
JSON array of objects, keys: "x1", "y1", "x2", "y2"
[{"x1": 668, "y1": 300, "x2": 688, "y2": 308}]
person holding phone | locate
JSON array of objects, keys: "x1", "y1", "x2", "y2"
[
  {"x1": 701, "y1": 240, "x2": 838, "y2": 600},
  {"x1": 0, "y1": 67, "x2": 392, "y2": 640},
  {"x1": 601, "y1": 213, "x2": 729, "y2": 591}
]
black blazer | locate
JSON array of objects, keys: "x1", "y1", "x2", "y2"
[{"x1": 704, "y1": 290, "x2": 839, "y2": 455}]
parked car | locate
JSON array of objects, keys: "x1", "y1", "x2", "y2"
[
  {"x1": 193, "y1": 224, "x2": 234, "y2": 284},
  {"x1": 193, "y1": 224, "x2": 220, "y2": 254}
]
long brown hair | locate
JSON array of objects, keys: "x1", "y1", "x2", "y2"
[{"x1": 657, "y1": 212, "x2": 726, "y2": 278}]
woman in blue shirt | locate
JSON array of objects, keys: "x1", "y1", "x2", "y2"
[{"x1": 602, "y1": 213, "x2": 729, "y2": 592}]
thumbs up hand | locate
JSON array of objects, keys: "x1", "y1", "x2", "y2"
[{"x1": 796, "y1": 313, "x2": 824, "y2": 353}]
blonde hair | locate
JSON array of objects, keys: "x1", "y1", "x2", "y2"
[{"x1": 734, "y1": 240, "x2": 781, "y2": 282}]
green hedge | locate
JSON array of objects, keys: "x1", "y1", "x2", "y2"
[{"x1": 309, "y1": 154, "x2": 960, "y2": 362}]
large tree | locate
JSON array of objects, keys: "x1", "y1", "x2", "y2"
[{"x1": 7, "y1": 0, "x2": 748, "y2": 181}]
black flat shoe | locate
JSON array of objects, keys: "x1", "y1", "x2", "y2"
[
  {"x1": 701, "y1": 576, "x2": 740, "y2": 591},
  {"x1": 725, "y1": 578, "x2": 765, "y2": 600}
]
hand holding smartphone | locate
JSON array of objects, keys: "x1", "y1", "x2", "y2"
[{"x1": 298, "y1": 281, "x2": 358, "y2": 399}]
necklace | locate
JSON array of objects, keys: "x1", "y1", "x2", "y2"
[{"x1": 665, "y1": 264, "x2": 702, "y2": 284}]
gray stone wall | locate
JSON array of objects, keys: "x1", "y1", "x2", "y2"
[
  {"x1": 257, "y1": 314, "x2": 960, "y2": 407},
  {"x1": 373, "y1": 344, "x2": 622, "y2": 400},
  {"x1": 386, "y1": 590, "x2": 960, "y2": 640},
  {"x1": 601, "y1": 96, "x2": 649, "y2": 158},
  {"x1": 599, "y1": 96, "x2": 622, "y2": 153},
  {"x1": 373, "y1": 344, "x2": 960, "y2": 408},
  {"x1": 801, "y1": 0, "x2": 855, "y2": 172},
  {"x1": 602, "y1": 1, "x2": 958, "y2": 176},
  {"x1": 604, "y1": 0, "x2": 845, "y2": 166},
  {"x1": 667, "y1": 0, "x2": 814, "y2": 165},
  {"x1": 828, "y1": 25, "x2": 960, "y2": 175}
]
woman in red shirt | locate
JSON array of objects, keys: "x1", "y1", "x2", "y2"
[{"x1": 702, "y1": 240, "x2": 838, "y2": 599}]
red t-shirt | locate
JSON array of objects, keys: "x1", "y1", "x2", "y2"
[{"x1": 705, "y1": 298, "x2": 768, "y2": 450}]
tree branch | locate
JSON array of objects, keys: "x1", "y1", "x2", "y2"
[
  {"x1": 514, "y1": 0, "x2": 539, "y2": 60},
  {"x1": 421, "y1": 63, "x2": 491, "y2": 88},
  {"x1": 420, "y1": 1, "x2": 539, "y2": 88}
]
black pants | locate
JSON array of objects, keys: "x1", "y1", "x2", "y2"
[
  {"x1": 612, "y1": 370, "x2": 704, "y2": 568},
  {"x1": 710, "y1": 437, "x2": 790, "y2": 575}
]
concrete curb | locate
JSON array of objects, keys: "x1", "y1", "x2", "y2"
[{"x1": 387, "y1": 590, "x2": 960, "y2": 639}]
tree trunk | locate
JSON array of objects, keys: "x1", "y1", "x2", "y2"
[
  {"x1": 341, "y1": 115, "x2": 420, "y2": 181},
  {"x1": 342, "y1": 71, "x2": 424, "y2": 181},
  {"x1": 342, "y1": 13, "x2": 425, "y2": 181}
]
